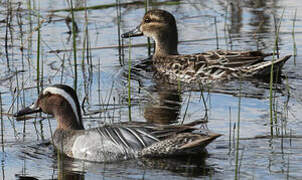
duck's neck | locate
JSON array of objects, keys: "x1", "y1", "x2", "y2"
[
  {"x1": 153, "y1": 28, "x2": 178, "y2": 57},
  {"x1": 53, "y1": 109, "x2": 84, "y2": 131}
]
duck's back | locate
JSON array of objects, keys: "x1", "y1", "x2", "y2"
[{"x1": 153, "y1": 50, "x2": 290, "y2": 83}]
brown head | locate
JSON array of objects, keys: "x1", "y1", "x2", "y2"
[
  {"x1": 122, "y1": 9, "x2": 179, "y2": 57},
  {"x1": 14, "y1": 84, "x2": 84, "y2": 130}
]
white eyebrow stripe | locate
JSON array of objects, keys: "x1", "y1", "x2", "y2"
[{"x1": 43, "y1": 87, "x2": 80, "y2": 125}]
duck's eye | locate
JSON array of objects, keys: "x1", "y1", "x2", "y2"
[{"x1": 144, "y1": 18, "x2": 151, "y2": 23}]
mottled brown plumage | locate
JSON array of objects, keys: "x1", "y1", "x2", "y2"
[{"x1": 122, "y1": 9, "x2": 291, "y2": 84}]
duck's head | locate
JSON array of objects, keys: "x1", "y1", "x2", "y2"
[
  {"x1": 14, "y1": 84, "x2": 84, "y2": 130},
  {"x1": 122, "y1": 9, "x2": 178, "y2": 56}
]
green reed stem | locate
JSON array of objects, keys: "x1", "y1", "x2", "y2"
[
  {"x1": 228, "y1": 107, "x2": 232, "y2": 154},
  {"x1": 234, "y1": 78, "x2": 242, "y2": 180},
  {"x1": 223, "y1": 3, "x2": 229, "y2": 50},
  {"x1": 292, "y1": 9, "x2": 297, "y2": 65},
  {"x1": 198, "y1": 84, "x2": 208, "y2": 120},
  {"x1": 116, "y1": 0, "x2": 123, "y2": 65},
  {"x1": 70, "y1": 0, "x2": 78, "y2": 91},
  {"x1": 4, "y1": 1, "x2": 11, "y2": 71},
  {"x1": 0, "y1": 92, "x2": 3, "y2": 152},
  {"x1": 36, "y1": 5, "x2": 41, "y2": 94},
  {"x1": 214, "y1": 17, "x2": 219, "y2": 49},
  {"x1": 27, "y1": 0, "x2": 33, "y2": 69},
  {"x1": 60, "y1": 55, "x2": 65, "y2": 83},
  {"x1": 128, "y1": 38, "x2": 132, "y2": 121},
  {"x1": 182, "y1": 92, "x2": 191, "y2": 124},
  {"x1": 82, "y1": 12, "x2": 88, "y2": 67},
  {"x1": 286, "y1": 155, "x2": 290, "y2": 180},
  {"x1": 269, "y1": 9, "x2": 284, "y2": 136}
]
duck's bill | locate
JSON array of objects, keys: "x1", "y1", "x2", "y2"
[
  {"x1": 14, "y1": 103, "x2": 41, "y2": 118},
  {"x1": 121, "y1": 26, "x2": 143, "y2": 38}
]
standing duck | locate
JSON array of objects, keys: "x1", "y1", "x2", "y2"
[
  {"x1": 14, "y1": 84, "x2": 221, "y2": 162},
  {"x1": 122, "y1": 9, "x2": 291, "y2": 84}
]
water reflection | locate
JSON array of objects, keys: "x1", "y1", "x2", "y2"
[
  {"x1": 229, "y1": 0, "x2": 243, "y2": 34},
  {"x1": 219, "y1": 0, "x2": 282, "y2": 50},
  {"x1": 16, "y1": 175, "x2": 39, "y2": 180},
  {"x1": 55, "y1": 152, "x2": 214, "y2": 179},
  {"x1": 57, "y1": 156, "x2": 84, "y2": 180},
  {"x1": 144, "y1": 86, "x2": 181, "y2": 125},
  {"x1": 139, "y1": 154, "x2": 215, "y2": 177},
  {"x1": 58, "y1": 173, "x2": 84, "y2": 180}
]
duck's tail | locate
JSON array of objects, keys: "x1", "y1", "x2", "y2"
[
  {"x1": 140, "y1": 130, "x2": 221, "y2": 157},
  {"x1": 244, "y1": 55, "x2": 292, "y2": 77}
]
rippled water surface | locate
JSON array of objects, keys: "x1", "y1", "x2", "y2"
[{"x1": 1, "y1": 0, "x2": 302, "y2": 179}]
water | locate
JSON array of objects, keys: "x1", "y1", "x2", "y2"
[{"x1": 1, "y1": 0, "x2": 302, "y2": 179}]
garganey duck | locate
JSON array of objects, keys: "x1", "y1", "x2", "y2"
[
  {"x1": 14, "y1": 84, "x2": 221, "y2": 162},
  {"x1": 122, "y1": 9, "x2": 291, "y2": 84}
]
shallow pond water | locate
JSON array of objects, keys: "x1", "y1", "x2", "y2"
[{"x1": 1, "y1": 0, "x2": 302, "y2": 179}]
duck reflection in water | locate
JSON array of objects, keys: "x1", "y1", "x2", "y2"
[{"x1": 144, "y1": 86, "x2": 181, "y2": 125}]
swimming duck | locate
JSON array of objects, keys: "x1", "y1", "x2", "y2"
[
  {"x1": 122, "y1": 9, "x2": 291, "y2": 84},
  {"x1": 14, "y1": 84, "x2": 221, "y2": 162}
]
